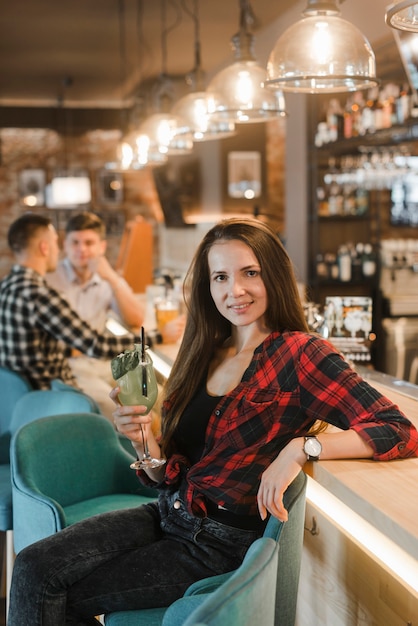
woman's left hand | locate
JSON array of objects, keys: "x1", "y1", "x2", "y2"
[{"x1": 257, "y1": 438, "x2": 305, "y2": 522}]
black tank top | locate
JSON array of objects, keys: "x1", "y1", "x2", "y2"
[
  {"x1": 174, "y1": 385, "x2": 265, "y2": 532},
  {"x1": 174, "y1": 385, "x2": 220, "y2": 464}
]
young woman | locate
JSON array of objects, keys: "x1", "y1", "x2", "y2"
[{"x1": 9, "y1": 218, "x2": 418, "y2": 625}]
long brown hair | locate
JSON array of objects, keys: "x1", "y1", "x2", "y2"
[{"x1": 160, "y1": 217, "x2": 310, "y2": 455}]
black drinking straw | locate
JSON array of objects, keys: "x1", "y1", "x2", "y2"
[
  {"x1": 141, "y1": 326, "x2": 146, "y2": 361},
  {"x1": 141, "y1": 326, "x2": 147, "y2": 396}
]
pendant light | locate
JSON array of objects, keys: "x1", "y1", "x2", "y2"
[
  {"x1": 117, "y1": 124, "x2": 168, "y2": 170},
  {"x1": 386, "y1": 1, "x2": 418, "y2": 32},
  {"x1": 138, "y1": 107, "x2": 194, "y2": 155},
  {"x1": 266, "y1": 0, "x2": 378, "y2": 94},
  {"x1": 171, "y1": 0, "x2": 235, "y2": 141},
  {"x1": 206, "y1": 0, "x2": 287, "y2": 124},
  {"x1": 137, "y1": 0, "x2": 193, "y2": 156},
  {"x1": 109, "y1": 0, "x2": 167, "y2": 170}
]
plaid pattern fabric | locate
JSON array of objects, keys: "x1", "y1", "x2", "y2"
[
  {"x1": 0, "y1": 265, "x2": 138, "y2": 389},
  {"x1": 163, "y1": 331, "x2": 418, "y2": 518}
]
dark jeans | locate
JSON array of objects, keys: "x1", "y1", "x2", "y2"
[{"x1": 8, "y1": 488, "x2": 261, "y2": 626}]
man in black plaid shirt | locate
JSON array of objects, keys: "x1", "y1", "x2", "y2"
[{"x1": 0, "y1": 213, "x2": 143, "y2": 403}]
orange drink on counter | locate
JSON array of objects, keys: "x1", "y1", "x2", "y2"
[{"x1": 155, "y1": 296, "x2": 180, "y2": 336}]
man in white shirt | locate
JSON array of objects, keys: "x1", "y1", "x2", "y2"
[
  {"x1": 47, "y1": 212, "x2": 143, "y2": 332},
  {"x1": 46, "y1": 212, "x2": 184, "y2": 419},
  {"x1": 46, "y1": 212, "x2": 146, "y2": 420}
]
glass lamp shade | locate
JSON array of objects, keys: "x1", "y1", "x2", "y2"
[
  {"x1": 116, "y1": 133, "x2": 167, "y2": 170},
  {"x1": 138, "y1": 113, "x2": 194, "y2": 155},
  {"x1": 207, "y1": 61, "x2": 287, "y2": 123},
  {"x1": 386, "y1": 1, "x2": 418, "y2": 32},
  {"x1": 266, "y1": 15, "x2": 378, "y2": 93},
  {"x1": 171, "y1": 91, "x2": 236, "y2": 141},
  {"x1": 117, "y1": 140, "x2": 135, "y2": 170}
]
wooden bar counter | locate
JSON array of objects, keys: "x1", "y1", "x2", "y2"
[{"x1": 306, "y1": 366, "x2": 418, "y2": 560}]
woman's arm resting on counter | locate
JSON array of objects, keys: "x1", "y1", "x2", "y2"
[{"x1": 257, "y1": 429, "x2": 374, "y2": 523}]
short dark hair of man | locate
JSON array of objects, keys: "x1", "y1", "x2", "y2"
[
  {"x1": 7, "y1": 213, "x2": 52, "y2": 254},
  {"x1": 65, "y1": 212, "x2": 106, "y2": 239}
]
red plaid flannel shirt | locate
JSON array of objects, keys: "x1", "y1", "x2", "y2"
[{"x1": 155, "y1": 331, "x2": 418, "y2": 517}]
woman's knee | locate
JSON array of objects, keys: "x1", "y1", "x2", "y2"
[{"x1": 12, "y1": 540, "x2": 49, "y2": 589}]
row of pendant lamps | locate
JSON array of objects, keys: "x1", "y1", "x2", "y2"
[{"x1": 114, "y1": 0, "x2": 418, "y2": 172}]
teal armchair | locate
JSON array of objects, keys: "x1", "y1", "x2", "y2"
[
  {"x1": 0, "y1": 366, "x2": 32, "y2": 466},
  {"x1": 105, "y1": 471, "x2": 307, "y2": 626},
  {"x1": 171, "y1": 536, "x2": 278, "y2": 626},
  {"x1": 11, "y1": 412, "x2": 158, "y2": 554},
  {"x1": 0, "y1": 367, "x2": 33, "y2": 615},
  {"x1": 9, "y1": 388, "x2": 101, "y2": 435}
]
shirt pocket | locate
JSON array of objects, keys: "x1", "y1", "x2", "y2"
[{"x1": 223, "y1": 388, "x2": 282, "y2": 449}]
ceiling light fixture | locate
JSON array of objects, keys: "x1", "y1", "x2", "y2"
[
  {"x1": 111, "y1": 0, "x2": 169, "y2": 170},
  {"x1": 266, "y1": 0, "x2": 379, "y2": 93},
  {"x1": 137, "y1": 0, "x2": 193, "y2": 156},
  {"x1": 171, "y1": 0, "x2": 236, "y2": 141},
  {"x1": 386, "y1": 1, "x2": 418, "y2": 32},
  {"x1": 116, "y1": 119, "x2": 168, "y2": 170},
  {"x1": 206, "y1": 0, "x2": 287, "y2": 124}
]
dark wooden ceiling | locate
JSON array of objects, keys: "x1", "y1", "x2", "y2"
[
  {"x1": 0, "y1": 0, "x2": 408, "y2": 131},
  {"x1": 0, "y1": 0, "x2": 294, "y2": 109}
]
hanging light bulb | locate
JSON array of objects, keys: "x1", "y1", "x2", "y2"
[
  {"x1": 265, "y1": 0, "x2": 378, "y2": 93},
  {"x1": 116, "y1": 130, "x2": 168, "y2": 170},
  {"x1": 138, "y1": 110, "x2": 193, "y2": 155},
  {"x1": 172, "y1": 90, "x2": 236, "y2": 140},
  {"x1": 133, "y1": 0, "x2": 194, "y2": 157},
  {"x1": 171, "y1": 0, "x2": 236, "y2": 141},
  {"x1": 386, "y1": 1, "x2": 418, "y2": 32},
  {"x1": 207, "y1": 0, "x2": 287, "y2": 124},
  {"x1": 106, "y1": 0, "x2": 178, "y2": 171}
]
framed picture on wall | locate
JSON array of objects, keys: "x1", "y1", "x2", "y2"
[
  {"x1": 228, "y1": 151, "x2": 261, "y2": 200},
  {"x1": 18, "y1": 169, "x2": 46, "y2": 207}
]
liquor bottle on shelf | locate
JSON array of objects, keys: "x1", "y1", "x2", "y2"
[
  {"x1": 362, "y1": 243, "x2": 377, "y2": 277},
  {"x1": 362, "y1": 88, "x2": 378, "y2": 134},
  {"x1": 326, "y1": 98, "x2": 344, "y2": 141},
  {"x1": 397, "y1": 84, "x2": 411, "y2": 124},
  {"x1": 327, "y1": 180, "x2": 343, "y2": 216},
  {"x1": 351, "y1": 243, "x2": 363, "y2": 281},
  {"x1": 338, "y1": 245, "x2": 352, "y2": 282},
  {"x1": 355, "y1": 186, "x2": 369, "y2": 215}
]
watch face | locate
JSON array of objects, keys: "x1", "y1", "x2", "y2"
[{"x1": 305, "y1": 437, "x2": 322, "y2": 458}]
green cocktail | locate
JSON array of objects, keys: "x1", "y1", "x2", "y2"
[{"x1": 111, "y1": 339, "x2": 165, "y2": 470}]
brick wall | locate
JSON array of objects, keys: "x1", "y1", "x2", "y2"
[
  {"x1": 0, "y1": 127, "x2": 162, "y2": 278},
  {"x1": 0, "y1": 122, "x2": 286, "y2": 279}
]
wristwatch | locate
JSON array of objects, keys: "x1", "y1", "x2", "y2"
[{"x1": 303, "y1": 436, "x2": 322, "y2": 462}]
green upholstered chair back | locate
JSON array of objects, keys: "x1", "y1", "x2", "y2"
[
  {"x1": 12, "y1": 413, "x2": 138, "y2": 505},
  {"x1": 11, "y1": 412, "x2": 157, "y2": 553},
  {"x1": 0, "y1": 366, "x2": 32, "y2": 464},
  {"x1": 266, "y1": 470, "x2": 307, "y2": 625},
  {"x1": 9, "y1": 388, "x2": 101, "y2": 437}
]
